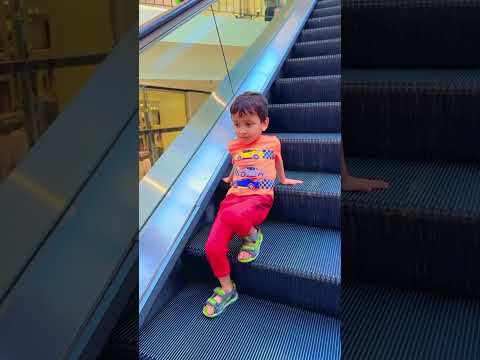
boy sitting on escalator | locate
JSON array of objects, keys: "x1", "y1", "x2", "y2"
[{"x1": 203, "y1": 91, "x2": 303, "y2": 318}]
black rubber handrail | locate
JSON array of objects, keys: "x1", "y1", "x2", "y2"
[{"x1": 139, "y1": 0, "x2": 203, "y2": 40}]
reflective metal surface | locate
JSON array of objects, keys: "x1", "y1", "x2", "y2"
[
  {"x1": 139, "y1": 0, "x2": 315, "y2": 326},
  {"x1": 0, "y1": 29, "x2": 138, "y2": 304},
  {"x1": 0, "y1": 113, "x2": 138, "y2": 359}
]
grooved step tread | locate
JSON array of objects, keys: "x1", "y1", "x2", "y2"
[
  {"x1": 278, "y1": 170, "x2": 340, "y2": 197},
  {"x1": 343, "y1": 158, "x2": 480, "y2": 219},
  {"x1": 342, "y1": 0, "x2": 480, "y2": 9},
  {"x1": 275, "y1": 132, "x2": 341, "y2": 172},
  {"x1": 140, "y1": 283, "x2": 340, "y2": 360},
  {"x1": 268, "y1": 102, "x2": 340, "y2": 133},
  {"x1": 312, "y1": 6, "x2": 341, "y2": 18},
  {"x1": 316, "y1": 0, "x2": 341, "y2": 9},
  {"x1": 276, "y1": 132, "x2": 340, "y2": 144},
  {"x1": 343, "y1": 69, "x2": 480, "y2": 88},
  {"x1": 186, "y1": 221, "x2": 340, "y2": 284},
  {"x1": 292, "y1": 39, "x2": 341, "y2": 58},
  {"x1": 272, "y1": 75, "x2": 341, "y2": 103},
  {"x1": 343, "y1": 281, "x2": 480, "y2": 360},
  {"x1": 284, "y1": 55, "x2": 341, "y2": 77},
  {"x1": 306, "y1": 15, "x2": 341, "y2": 29}
]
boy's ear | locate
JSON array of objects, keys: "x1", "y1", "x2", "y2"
[{"x1": 262, "y1": 117, "x2": 269, "y2": 131}]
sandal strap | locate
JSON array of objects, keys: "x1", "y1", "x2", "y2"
[
  {"x1": 239, "y1": 247, "x2": 257, "y2": 256},
  {"x1": 241, "y1": 243, "x2": 256, "y2": 250},
  {"x1": 214, "y1": 287, "x2": 226, "y2": 296},
  {"x1": 204, "y1": 285, "x2": 236, "y2": 311}
]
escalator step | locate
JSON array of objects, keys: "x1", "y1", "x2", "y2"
[
  {"x1": 283, "y1": 55, "x2": 341, "y2": 77},
  {"x1": 342, "y1": 69, "x2": 480, "y2": 161},
  {"x1": 300, "y1": 25, "x2": 341, "y2": 42},
  {"x1": 312, "y1": 5, "x2": 340, "y2": 18},
  {"x1": 183, "y1": 221, "x2": 341, "y2": 314},
  {"x1": 292, "y1": 39, "x2": 341, "y2": 58},
  {"x1": 268, "y1": 102, "x2": 340, "y2": 133},
  {"x1": 275, "y1": 133, "x2": 341, "y2": 173},
  {"x1": 316, "y1": 0, "x2": 341, "y2": 9},
  {"x1": 140, "y1": 283, "x2": 340, "y2": 360},
  {"x1": 271, "y1": 75, "x2": 340, "y2": 103},
  {"x1": 217, "y1": 170, "x2": 340, "y2": 229},
  {"x1": 272, "y1": 170, "x2": 340, "y2": 228},
  {"x1": 342, "y1": 158, "x2": 480, "y2": 297},
  {"x1": 343, "y1": 0, "x2": 480, "y2": 68},
  {"x1": 343, "y1": 281, "x2": 480, "y2": 360},
  {"x1": 305, "y1": 14, "x2": 341, "y2": 29}
]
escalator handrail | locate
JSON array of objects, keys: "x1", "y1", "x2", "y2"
[
  {"x1": 139, "y1": 0, "x2": 216, "y2": 50},
  {"x1": 139, "y1": 0, "x2": 201, "y2": 40}
]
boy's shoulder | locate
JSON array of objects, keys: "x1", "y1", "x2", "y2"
[
  {"x1": 259, "y1": 134, "x2": 280, "y2": 144},
  {"x1": 228, "y1": 135, "x2": 279, "y2": 150},
  {"x1": 258, "y1": 135, "x2": 280, "y2": 149}
]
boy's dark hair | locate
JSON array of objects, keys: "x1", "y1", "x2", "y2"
[{"x1": 230, "y1": 91, "x2": 268, "y2": 122}]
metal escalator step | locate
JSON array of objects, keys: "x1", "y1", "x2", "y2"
[
  {"x1": 273, "y1": 170, "x2": 340, "y2": 228},
  {"x1": 275, "y1": 133, "x2": 341, "y2": 173},
  {"x1": 343, "y1": 281, "x2": 480, "y2": 360},
  {"x1": 300, "y1": 25, "x2": 341, "y2": 42},
  {"x1": 342, "y1": 69, "x2": 480, "y2": 161},
  {"x1": 343, "y1": 0, "x2": 480, "y2": 68},
  {"x1": 268, "y1": 102, "x2": 340, "y2": 133},
  {"x1": 306, "y1": 14, "x2": 341, "y2": 29},
  {"x1": 292, "y1": 39, "x2": 341, "y2": 58},
  {"x1": 183, "y1": 221, "x2": 341, "y2": 314},
  {"x1": 342, "y1": 158, "x2": 480, "y2": 297},
  {"x1": 316, "y1": 0, "x2": 341, "y2": 9},
  {"x1": 140, "y1": 283, "x2": 340, "y2": 360},
  {"x1": 283, "y1": 55, "x2": 341, "y2": 77},
  {"x1": 312, "y1": 5, "x2": 341, "y2": 18},
  {"x1": 272, "y1": 75, "x2": 340, "y2": 103}
]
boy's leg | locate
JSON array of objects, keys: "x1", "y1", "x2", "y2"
[
  {"x1": 219, "y1": 195, "x2": 273, "y2": 237},
  {"x1": 341, "y1": 143, "x2": 389, "y2": 192},
  {"x1": 204, "y1": 196, "x2": 242, "y2": 316},
  {"x1": 217, "y1": 195, "x2": 273, "y2": 261},
  {"x1": 204, "y1": 195, "x2": 272, "y2": 315}
]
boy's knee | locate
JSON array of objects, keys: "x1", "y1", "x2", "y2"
[{"x1": 217, "y1": 208, "x2": 241, "y2": 227}]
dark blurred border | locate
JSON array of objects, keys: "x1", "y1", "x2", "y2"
[{"x1": 0, "y1": 0, "x2": 139, "y2": 358}]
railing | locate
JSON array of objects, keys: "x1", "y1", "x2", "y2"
[
  {"x1": 140, "y1": 0, "x2": 178, "y2": 6},
  {"x1": 140, "y1": 0, "x2": 281, "y2": 18}
]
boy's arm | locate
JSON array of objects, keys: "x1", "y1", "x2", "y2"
[
  {"x1": 222, "y1": 167, "x2": 234, "y2": 184},
  {"x1": 275, "y1": 155, "x2": 303, "y2": 185}
]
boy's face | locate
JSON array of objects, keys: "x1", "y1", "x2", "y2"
[{"x1": 232, "y1": 112, "x2": 269, "y2": 144}]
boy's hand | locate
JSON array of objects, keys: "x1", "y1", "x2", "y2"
[
  {"x1": 222, "y1": 176, "x2": 233, "y2": 184},
  {"x1": 279, "y1": 178, "x2": 303, "y2": 185}
]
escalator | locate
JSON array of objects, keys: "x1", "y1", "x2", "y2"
[
  {"x1": 342, "y1": 1, "x2": 480, "y2": 358},
  {"x1": 106, "y1": 0, "x2": 342, "y2": 359}
]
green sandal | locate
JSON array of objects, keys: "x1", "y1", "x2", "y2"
[
  {"x1": 202, "y1": 284, "x2": 238, "y2": 318},
  {"x1": 238, "y1": 228, "x2": 263, "y2": 263}
]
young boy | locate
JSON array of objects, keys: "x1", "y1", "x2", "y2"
[{"x1": 203, "y1": 91, "x2": 303, "y2": 318}]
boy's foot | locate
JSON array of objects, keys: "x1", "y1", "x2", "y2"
[
  {"x1": 203, "y1": 284, "x2": 238, "y2": 318},
  {"x1": 238, "y1": 227, "x2": 263, "y2": 263},
  {"x1": 342, "y1": 175, "x2": 389, "y2": 192}
]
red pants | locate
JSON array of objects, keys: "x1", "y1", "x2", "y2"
[{"x1": 205, "y1": 194, "x2": 273, "y2": 278}]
